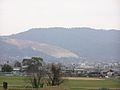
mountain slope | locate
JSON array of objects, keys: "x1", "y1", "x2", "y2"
[
  {"x1": 0, "y1": 27, "x2": 120, "y2": 63},
  {"x1": 3, "y1": 38, "x2": 78, "y2": 58},
  {"x1": 10, "y1": 27, "x2": 120, "y2": 60}
]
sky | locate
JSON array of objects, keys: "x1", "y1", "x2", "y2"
[{"x1": 0, "y1": 0, "x2": 120, "y2": 35}]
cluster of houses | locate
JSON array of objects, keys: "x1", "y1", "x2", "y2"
[
  {"x1": 62, "y1": 62, "x2": 120, "y2": 79},
  {"x1": 0, "y1": 61, "x2": 120, "y2": 79},
  {"x1": 61, "y1": 67, "x2": 120, "y2": 78}
]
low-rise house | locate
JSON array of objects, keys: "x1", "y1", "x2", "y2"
[
  {"x1": 21, "y1": 65, "x2": 28, "y2": 72},
  {"x1": 12, "y1": 67, "x2": 21, "y2": 76},
  {"x1": 107, "y1": 71, "x2": 114, "y2": 77},
  {"x1": 101, "y1": 70, "x2": 108, "y2": 77}
]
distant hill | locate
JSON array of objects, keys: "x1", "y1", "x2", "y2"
[{"x1": 0, "y1": 27, "x2": 120, "y2": 63}]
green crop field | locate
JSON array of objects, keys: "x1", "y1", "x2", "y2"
[
  {"x1": 63, "y1": 79, "x2": 120, "y2": 90},
  {"x1": 0, "y1": 76, "x2": 120, "y2": 90}
]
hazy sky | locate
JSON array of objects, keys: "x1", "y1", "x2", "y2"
[{"x1": 0, "y1": 0, "x2": 120, "y2": 35}]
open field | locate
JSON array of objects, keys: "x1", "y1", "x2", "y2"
[
  {"x1": 0, "y1": 76, "x2": 120, "y2": 90},
  {"x1": 63, "y1": 79, "x2": 120, "y2": 90}
]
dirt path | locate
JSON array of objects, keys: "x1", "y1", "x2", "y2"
[{"x1": 62, "y1": 77, "x2": 105, "y2": 80}]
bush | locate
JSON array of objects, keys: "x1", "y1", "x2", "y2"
[{"x1": 2, "y1": 64, "x2": 13, "y2": 72}]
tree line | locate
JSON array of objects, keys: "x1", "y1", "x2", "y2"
[{"x1": 1, "y1": 57, "x2": 63, "y2": 89}]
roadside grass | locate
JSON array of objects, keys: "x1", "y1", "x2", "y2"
[{"x1": 0, "y1": 76, "x2": 120, "y2": 90}]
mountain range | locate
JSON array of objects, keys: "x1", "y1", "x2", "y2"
[{"x1": 0, "y1": 27, "x2": 120, "y2": 64}]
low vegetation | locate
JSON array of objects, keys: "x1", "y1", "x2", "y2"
[
  {"x1": 0, "y1": 76, "x2": 120, "y2": 90},
  {"x1": 1, "y1": 64, "x2": 13, "y2": 72}
]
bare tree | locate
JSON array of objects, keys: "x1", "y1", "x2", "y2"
[{"x1": 47, "y1": 63, "x2": 63, "y2": 86}]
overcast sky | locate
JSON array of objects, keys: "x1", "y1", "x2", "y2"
[{"x1": 0, "y1": 0, "x2": 120, "y2": 35}]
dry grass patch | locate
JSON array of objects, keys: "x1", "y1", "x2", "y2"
[{"x1": 62, "y1": 77, "x2": 105, "y2": 80}]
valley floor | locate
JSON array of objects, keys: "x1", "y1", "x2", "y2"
[{"x1": 0, "y1": 76, "x2": 120, "y2": 90}]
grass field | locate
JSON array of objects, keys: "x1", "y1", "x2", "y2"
[
  {"x1": 63, "y1": 78, "x2": 120, "y2": 90},
  {"x1": 0, "y1": 76, "x2": 120, "y2": 90}
]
